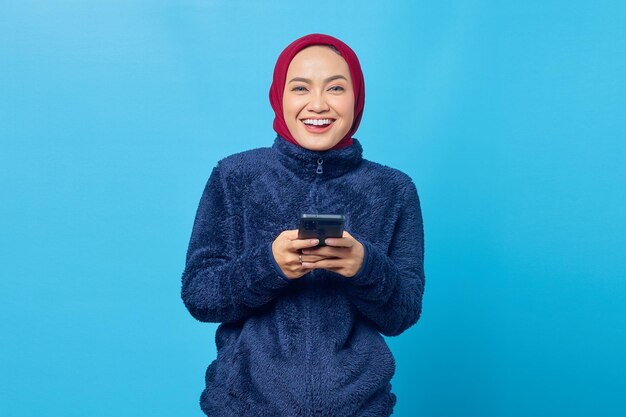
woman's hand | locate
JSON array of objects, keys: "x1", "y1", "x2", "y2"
[
  {"x1": 299, "y1": 230, "x2": 365, "y2": 278},
  {"x1": 271, "y1": 230, "x2": 321, "y2": 280}
]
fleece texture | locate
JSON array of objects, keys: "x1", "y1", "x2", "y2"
[{"x1": 181, "y1": 135, "x2": 425, "y2": 417}]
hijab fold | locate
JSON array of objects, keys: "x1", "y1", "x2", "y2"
[{"x1": 269, "y1": 34, "x2": 365, "y2": 150}]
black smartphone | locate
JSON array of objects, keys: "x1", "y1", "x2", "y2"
[{"x1": 298, "y1": 214, "x2": 345, "y2": 246}]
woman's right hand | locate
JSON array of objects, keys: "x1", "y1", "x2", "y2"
[{"x1": 271, "y1": 229, "x2": 320, "y2": 280}]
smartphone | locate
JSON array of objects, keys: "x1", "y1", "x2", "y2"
[{"x1": 298, "y1": 214, "x2": 345, "y2": 246}]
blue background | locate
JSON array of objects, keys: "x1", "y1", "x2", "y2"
[{"x1": 1, "y1": 1, "x2": 625, "y2": 416}]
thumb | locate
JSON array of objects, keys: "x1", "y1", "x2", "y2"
[{"x1": 284, "y1": 229, "x2": 300, "y2": 240}]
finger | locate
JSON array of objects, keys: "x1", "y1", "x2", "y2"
[
  {"x1": 323, "y1": 238, "x2": 353, "y2": 247},
  {"x1": 284, "y1": 229, "x2": 300, "y2": 240},
  {"x1": 303, "y1": 258, "x2": 342, "y2": 269},
  {"x1": 301, "y1": 246, "x2": 347, "y2": 257},
  {"x1": 291, "y1": 238, "x2": 320, "y2": 251},
  {"x1": 301, "y1": 254, "x2": 336, "y2": 262}
]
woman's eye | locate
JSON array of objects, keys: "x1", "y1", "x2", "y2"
[
  {"x1": 292, "y1": 86, "x2": 307, "y2": 92},
  {"x1": 329, "y1": 86, "x2": 345, "y2": 92}
]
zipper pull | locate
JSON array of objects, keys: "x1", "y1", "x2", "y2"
[{"x1": 316, "y1": 158, "x2": 323, "y2": 174}]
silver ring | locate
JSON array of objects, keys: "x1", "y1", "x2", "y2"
[{"x1": 299, "y1": 254, "x2": 303, "y2": 264}]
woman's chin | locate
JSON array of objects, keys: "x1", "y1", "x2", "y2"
[{"x1": 294, "y1": 134, "x2": 339, "y2": 151}]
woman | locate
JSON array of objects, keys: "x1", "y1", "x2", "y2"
[{"x1": 181, "y1": 33, "x2": 425, "y2": 417}]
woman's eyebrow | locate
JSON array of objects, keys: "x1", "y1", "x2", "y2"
[{"x1": 288, "y1": 75, "x2": 348, "y2": 84}]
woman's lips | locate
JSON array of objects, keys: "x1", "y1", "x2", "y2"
[{"x1": 301, "y1": 120, "x2": 334, "y2": 133}]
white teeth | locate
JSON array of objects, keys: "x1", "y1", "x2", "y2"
[{"x1": 303, "y1": 119, "x2": 332, "y2": 126}]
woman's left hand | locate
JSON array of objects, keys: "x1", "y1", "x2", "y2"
[{"x1": 299, "y1": 230, "x2": 365, "y2": 278}]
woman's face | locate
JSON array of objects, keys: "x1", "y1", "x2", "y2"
[{"x1": 282, "y1": 45, "x2": 355, "y2": 151}]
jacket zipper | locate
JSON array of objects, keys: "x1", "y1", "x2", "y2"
[{"x1": 306, "y1": 157, "x2": 324, "y2": 416}]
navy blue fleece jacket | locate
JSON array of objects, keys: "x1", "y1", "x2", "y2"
[{"x1": 181, "y1": 135, "x2": 425, "y2": 416}]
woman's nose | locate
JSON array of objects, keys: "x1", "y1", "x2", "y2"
[{"x1": 308, "y1": 92, "x2": 329, "y2": 112}]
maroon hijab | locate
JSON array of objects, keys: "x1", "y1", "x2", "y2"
[{"x1": 269, "y1": 33, "x2": 365, "y2": 150}]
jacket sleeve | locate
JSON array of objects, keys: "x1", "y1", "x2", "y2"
[
  {"x1": 180, "y1": 163, "x2": 291, "y2": 324},
  {"x1": 343, "y1": 180, "x2": 425, "y2": 337}
]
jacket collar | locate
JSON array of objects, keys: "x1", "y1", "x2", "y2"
[{"x1": 272, "y1": 135, "x2": 363, "y2": 180}]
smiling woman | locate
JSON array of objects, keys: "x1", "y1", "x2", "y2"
[
  {"x1": 181, "y1": 33, "x2": 425, "y2": 417},
  {"x1": 269, "y1": 34, "x2": 366, "y2": 152},
  {"x1": 282, "y1": 45, "x2": 355, "y2": 151}
]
